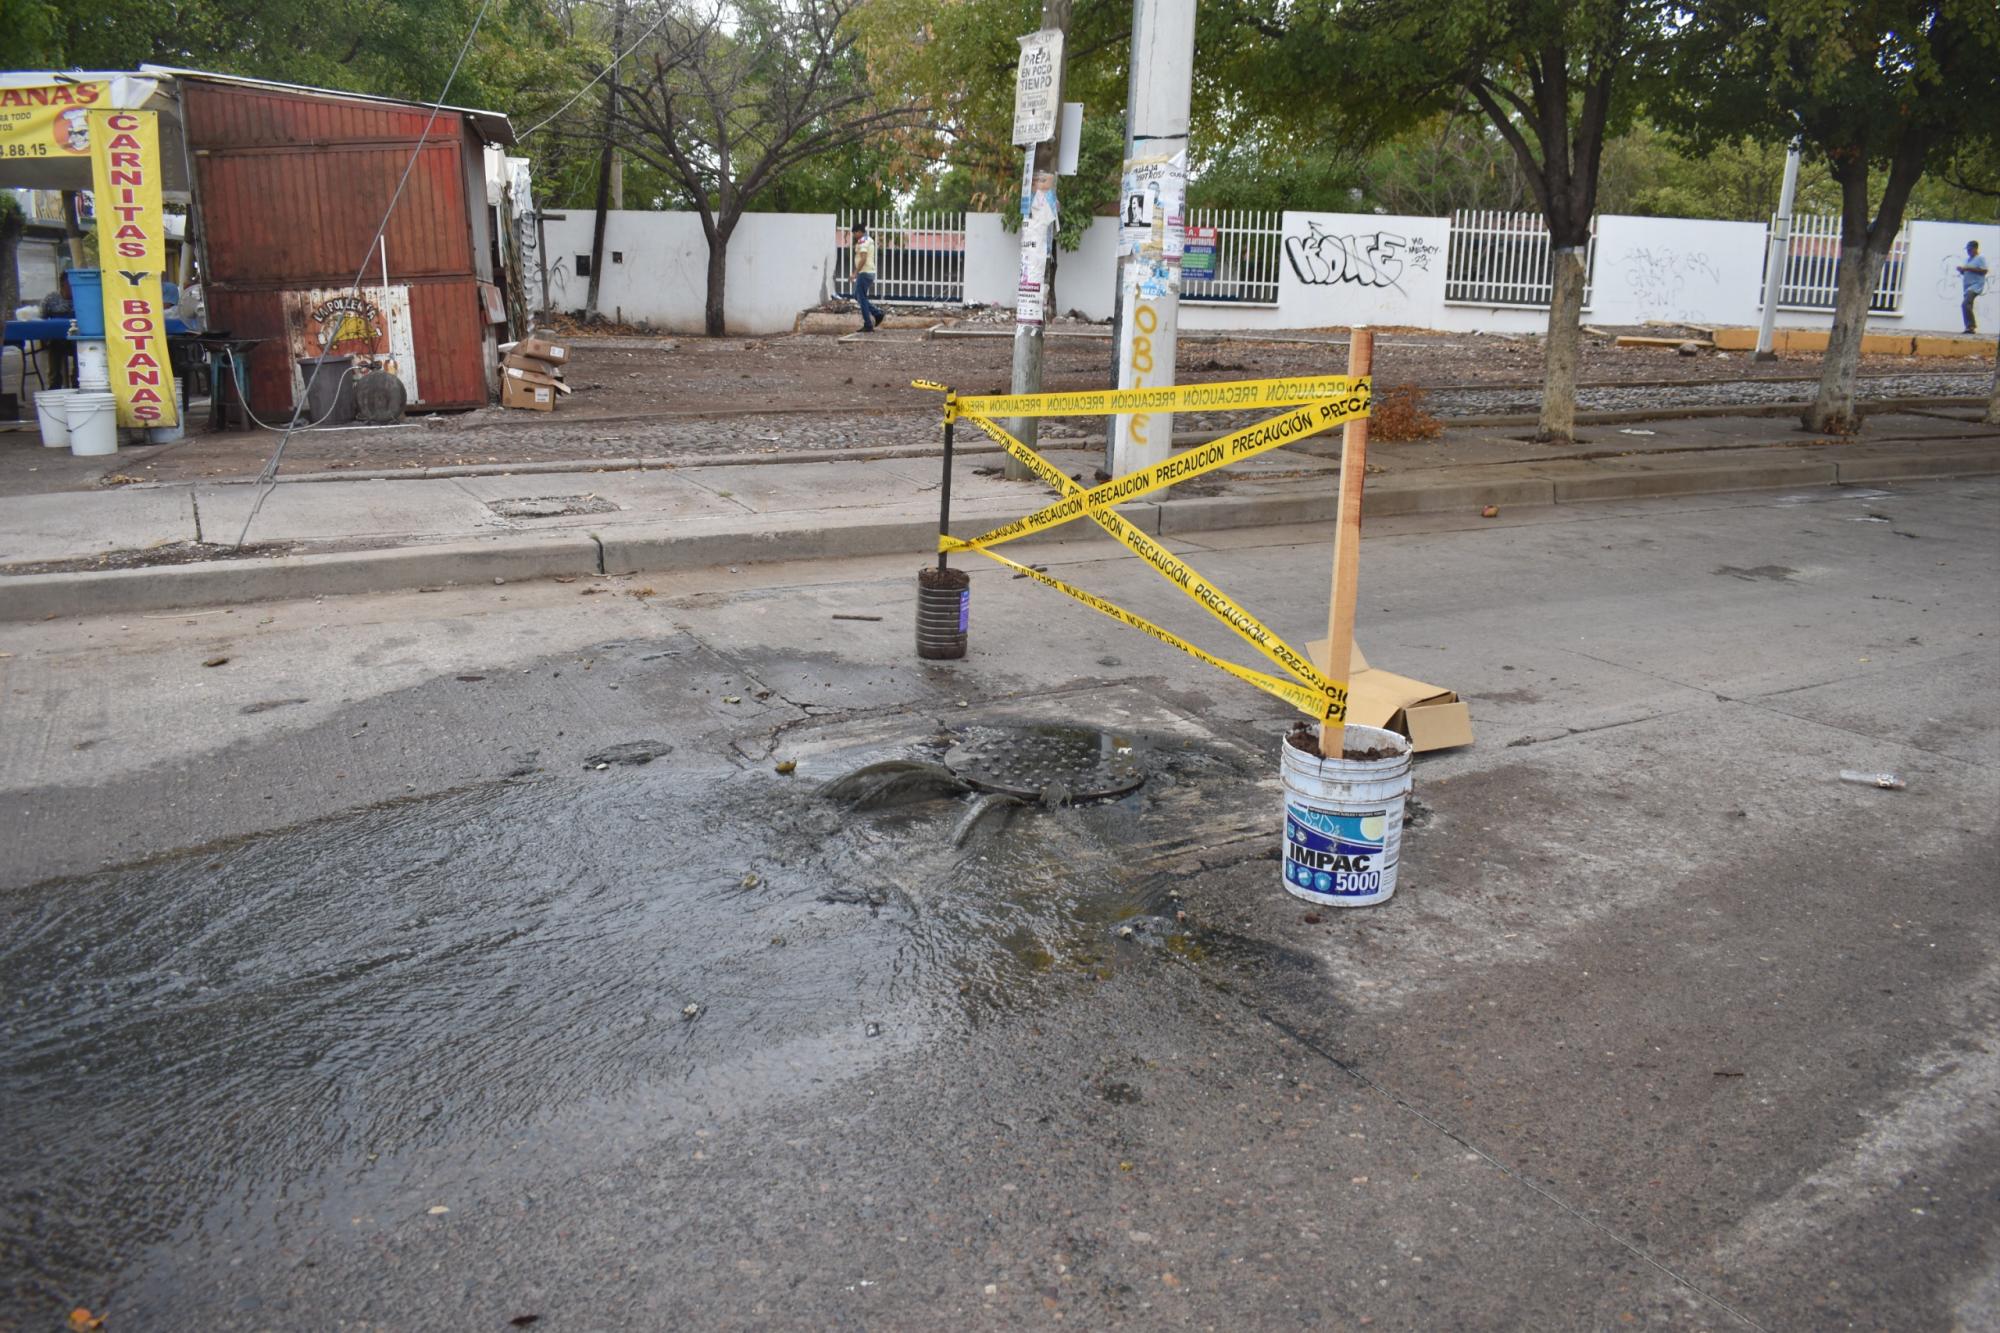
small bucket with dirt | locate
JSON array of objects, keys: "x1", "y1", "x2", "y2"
[
  {"x1": 1280, "y1": 723, "x2": 1413, "y2": 908},
  {"x1": 916, "y1": 565, "x2": 970, "y2": 660}
]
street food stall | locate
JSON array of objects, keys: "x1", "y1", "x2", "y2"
[{"x1": 3, "y1": 67, "x2": 523, "y2": 440}]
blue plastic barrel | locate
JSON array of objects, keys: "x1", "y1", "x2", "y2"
[{"x1": 68, "y1": 269, "x2": 105, "y2": 337}]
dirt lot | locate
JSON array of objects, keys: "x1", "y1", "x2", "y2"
[{"x1": 5, "y1": 325, "x2": 1989, "y2": 489}]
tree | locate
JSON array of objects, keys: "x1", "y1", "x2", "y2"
[
  {"x1": 1212, "y1": 0, "x2": 1671, "y2": 445},
  {"x1": 606, "y1": 0, "x2": 918, "y2": 335},
  {"x1": 1661, "y1": 0, "x2": 2000, "y2": 432}
]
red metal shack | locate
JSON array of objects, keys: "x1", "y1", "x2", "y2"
[{"x1": 167, "y1": 68, "x2": 514, "y2": 417}]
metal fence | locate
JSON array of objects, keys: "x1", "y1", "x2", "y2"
[
  {"x1": 1181, "y1": 208, "x2": 1283, "y2": 305},
  {"x1": 1445, "y1": 209, "x2": 1596, "y2": 308},
  {"x1": 834, "y1": 210, "x2": 968, "y2": 304},
  {"x1": 1763, "y1": 213, "x2": 1908, "y2": 314}
]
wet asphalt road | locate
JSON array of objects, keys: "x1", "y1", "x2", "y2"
[{"x1": 2, "y1": 477, "x2": 1997, "y2": 1329}]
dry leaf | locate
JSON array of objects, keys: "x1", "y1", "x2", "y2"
[
  {"x1": 69, "y1": 1309, "x2": 104, "y2": 1331},
  {"x1": 774, "y1": 760, "x2": 797, "y2": 775},
  {"x1": 1480, "y1": 505, "x2": 1499, "y2": 518},
  {"x1": 427, "y1": 1205, "x2": 450, "y2": 1215},
  {"x1": 630, "y1": 587, "x2": 656, "y2": 599},
  {"x1": 202, "y1": 656, "x2": 229, "y2": 668}
]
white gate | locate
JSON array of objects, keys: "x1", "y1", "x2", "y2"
[
  {"x1": 1445, "y1": 209, "x2": 1596, "y2": 309},
  {"x1": 1764, "y1": 213, "x2": 1908, "y2": 314},
  {"x1": 835, "y1": 210, "x2": 968, "y2": 304},
  {"x1": 1181, "y1": 208, "x2": 1283, "y2": 305}
]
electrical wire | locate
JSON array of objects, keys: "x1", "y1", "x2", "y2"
[
  {"x1": 234, "y1": 0, "x2": 497, "y2": 547},
  {"x1": 516, "y1": 3, "x2": 676, "y2": 142}
]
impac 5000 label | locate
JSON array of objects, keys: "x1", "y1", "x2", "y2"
[{"x1": 1284, "y1": 804, "x2": 1398, "y2": 898}]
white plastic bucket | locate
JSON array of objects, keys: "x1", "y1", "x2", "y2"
[
  {"x1": 66, "y1": 391, "x2": 120, "y2": 456},
  {"x1": 1280, "y1": 723, "x2": 1414, "y2": 907},
  {"x1": 146, "y1": 380, "x2": 187, "y2": 444},
  {"x1": 75, "y1": 338, "x2": 111, "y2": 391},
  {"x1": 35, "y1": 389, "x2": 75, "y2": 448}
]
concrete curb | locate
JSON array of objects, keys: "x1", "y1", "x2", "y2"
[
  {"x1": 4, "y1": 441, "x2": 1995, "y2": 621},
  {"x1": 0, "y1": 534, "x2": 600, "y2": 621}
]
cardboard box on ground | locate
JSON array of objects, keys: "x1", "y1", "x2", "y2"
[
  {"x1": 1307, "y1": 638, "x2": 1474, "y2": 752},
  {"x1": 497, "y1": 333, "x2": 571, "y2": 412}
]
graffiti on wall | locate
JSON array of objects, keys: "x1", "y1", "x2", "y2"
[
  {"x1": 1285, "y1": 223, "x2": 1421, "y2": 292},
  {"x1": 1619, "y1": 247, "x2": 1722, "y2": 323}
]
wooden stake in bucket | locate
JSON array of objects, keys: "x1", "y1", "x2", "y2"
[{"x1": 1279, "y1": 328, "x2": 1414, "y2": 906}]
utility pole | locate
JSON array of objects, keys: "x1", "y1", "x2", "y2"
[
  {"x1": 1107, "y1": 0, "x2": 1197, "y2": 477},
  {"x1": 1754, "y1": 142, "x2": 1802, "y2": 363},
  {"x1": 1005, "y1": 0, "x2": 1072, "y2": 480},
  {"x1": 585, "y1": 0, "x2": 625, "y2": 322}
]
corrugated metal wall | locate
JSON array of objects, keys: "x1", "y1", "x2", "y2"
[{"x1": 186, "y1": 80, "x2": 493, "y2": 415}]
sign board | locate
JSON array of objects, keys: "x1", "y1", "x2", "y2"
[
  {"x1": 1056, "y1": 102, "x2": 1083, "y2": 175},
  {"x1": 86, "y1": 108, "x2": 177, "y2": 429},
  {"x1": 1012, "y1": 31, "x2": 1063, "y2": 146},
  {"x1": 1, "y1": 82, "x2": 108, "y2": 161},
  {"x1": 1183, "y1": 225, "x2": 1217, "y2": 279},
  {"x1": 282, "y1": 285, "x2": 421, "y2": 405}
]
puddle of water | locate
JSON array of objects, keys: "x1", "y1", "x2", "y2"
[{"x1": 0, "y1": 728, "x2": 1256, "y2": 1317}]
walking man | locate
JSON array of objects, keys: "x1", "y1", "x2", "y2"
[
  {"x1": 1958, "y1": 240, "x2": 1987, "y2": 334},
  {"x1": 853, "y1": 223, "x2": 882, "y2": 333}
]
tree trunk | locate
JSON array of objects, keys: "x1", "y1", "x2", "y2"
[
  {"x1": 1537, "y1": 246, "x2": 1588, "y2": 444},
  {"x1": 704, "y1": 227, "x2": 729, "y2": 337},
  {"x1": 1805, "y1": 244, "x2": 1885, "y2": 434}
]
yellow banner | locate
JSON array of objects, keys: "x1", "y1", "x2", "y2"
[
  {"x1": 954, "y1": 384, "x2": 1368, "y2": 551},
  {"x1": 0, "y1": 83, "x2": 109, "y2": 160},
  {"x1": 88, "y1": 108, "x2": 177, "y2": 429}
]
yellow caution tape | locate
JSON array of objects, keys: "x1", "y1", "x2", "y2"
[
  {"x1": 909, "y1": 379, "x2": 950, "y2": 392},
  {"x1": 953, "y1": 384, "x2": 1368, "y2": 551},
  {"x1": 947, "y1": 413, "x2": 1347, "y2": 722},
  {"x1": 968, "y1": 542, "x2": 1345, "y2": 722},
  {"x1": 953, "y1": 374, "x2": 1365, "y2": 418}
]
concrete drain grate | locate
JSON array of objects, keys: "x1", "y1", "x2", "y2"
[
  {"x1": 487, "y1": 494, "x2": 620, "y2": 519},
  {"x1": 944, "y1": 724, "x2": 1147, "y2": 801}
]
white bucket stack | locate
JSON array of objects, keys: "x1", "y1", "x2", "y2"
[
  {"x1": 66, "y1": 391, "x2": 120, "y2": 456},
  {"x1": 75, "y1": 338, "x2": 111, "y2": 391},
  {"x1": 35, "y1": 389, "x2": 75, "y2": 448},
  {"x1": 1280, "y1": 723, "x2": 1414, "y2": 908}
]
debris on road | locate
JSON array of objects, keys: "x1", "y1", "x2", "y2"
[
  {"x1": 682, "y1": 1003, "x2": 701, "y2": 1020},
  {"x1": 831, "y1": 613, "x2": 884, "y2": 621},
  {"x1": 1839, "y1": 770, "x2": 1907, "y2": 790},
  {"x1": 1481, "y1": 506, "x2": 1499, "y2": 518},
  {"x1": 201, "y1": 655, "x2": 229, "y2": 667}
]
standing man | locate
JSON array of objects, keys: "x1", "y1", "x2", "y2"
[
  {"x1": 853, "y1": 223, "x2": 882, "y2": 334},
  {"x1": 1957, "y1": 241, "x2": 1987, "y2": 334}
]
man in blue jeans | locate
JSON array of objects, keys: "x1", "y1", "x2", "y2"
[
  {"x1": 853, "y1": 223, "x2": 882, "y2": 333},
  {"x1": 1957, "y1": 240, "x2": 1987, "y2": 334}
]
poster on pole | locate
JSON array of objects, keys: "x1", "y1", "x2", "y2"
[
  {"x1": 87, "y1": 107, "x2": 177, "y2": 429},
  {"x1": 1016, "y1": 171, "x2": 1059, "y2": 325},
  {"x1": 1012, "y1": 31, "x2": 1063, "y2": 146},
  {"x1": 1182, "y1": 225, "x2": 1217, "y2": 279}
]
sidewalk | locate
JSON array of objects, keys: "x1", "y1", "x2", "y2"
[{"x1": 1, "y1": 405, "x2": 1993, "y2": 620}]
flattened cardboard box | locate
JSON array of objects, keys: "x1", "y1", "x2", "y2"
[
  {"x1": 502, "y1": 350, "x2": 566, "y2": 377},
  {"x1": 500, "y1": 376, "x2": 555, "y2": 411},
  {"x1": 511, "y1": 336, "x2": 569, "y2": 365},
  {"x1": 1307, "y1": 638, "x2": 1473, "y2": 752},
  {"x1": 502, "y1": 364, "x2": 571, "y2": 395}
]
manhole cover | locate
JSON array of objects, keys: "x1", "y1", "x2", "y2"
[
  {"x1": 488, "y1": 494, "x2": 619, "y2": 519},
  {"x1": 944, "y1": 724, "x2": 1146, "y2": 801}
]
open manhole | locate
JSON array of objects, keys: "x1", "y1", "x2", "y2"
[
  {"x1": 944, "y1": 724, "x2": 1147, "y2": 801},
  {"x1": 487, "y1": 494, "x2": 620, "y2": 519}
]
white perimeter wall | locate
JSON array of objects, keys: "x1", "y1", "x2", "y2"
[
  {"x1": 540, "y1": 210, "x2": 833, "y2": 334},
  {"x1": 540, "y1": 207, "x2": 2000, "y2": 338}
]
